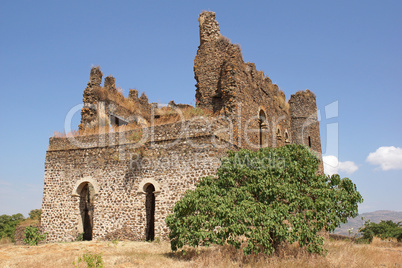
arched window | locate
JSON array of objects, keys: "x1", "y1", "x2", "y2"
[
  {"x1": 276, "y1": 127, "x2": 281, "y2": 137},
  {"x1": 72, "y1": 177, "x2": 99, "y2": 241},
  {"x1": 145, "y1": 184, "x2": 155, "y2": 241},
  {"x1": 284, "y1": 130, "x2": 290, "y2": 143},
  {"x1": 79, "y1": 182, "x2": 95, "y2": 241},
  {"x1": 259, "y1": 110, "x2": 267, "y2": 148}
]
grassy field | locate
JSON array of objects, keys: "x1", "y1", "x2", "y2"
[{"x1": 0, "y1": 238, "x2": 401, "y2": 267}]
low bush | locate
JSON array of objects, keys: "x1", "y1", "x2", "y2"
[
  {"x1": 73, "y1": 251, "x2": 103, "y2": 268},
  {"x1": 24, "y1": 226, "x2": 47, "y2": 246}
]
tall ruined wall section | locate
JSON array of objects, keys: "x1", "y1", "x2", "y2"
[
  {"x1": 289, "y1": 90, "x2": 323, "y2": 172},
  {"x1": 194, "y1": 11, "x2": 291, "y2": 149},
  {"x1": 80, "y1": 67, "x2": 103, "y2": 130}
]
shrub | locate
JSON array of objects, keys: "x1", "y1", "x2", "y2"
[
  {"x1": 166, "y1": 144, "x2": 363, "y2": 255},
  {"x1": 0, "y1": 213, "x2": 24, "y2": 241},
  {"x1": 77, "y1": 232, "x2": 84, "y2": 241},
  {"x1": 73, "y1": 251, "x2": 103, "y2": 268},
  {"x1": 359, "y1": 220, "x2": 402, "y2": 243},
  {"x1": 24, "y1": 226, "x2": 47, "y2": 245}
]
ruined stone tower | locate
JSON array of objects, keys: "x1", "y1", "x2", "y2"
[{"x1": 41, "y1": 11, "x2": 323, "y2": 243}]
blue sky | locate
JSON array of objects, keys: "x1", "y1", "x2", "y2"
[{"x1": 0, "y1": 1, "x2": 401, "y2": 216}]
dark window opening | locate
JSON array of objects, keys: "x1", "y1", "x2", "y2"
[
  {"x1": 110, "y1": 115, "x2": 129, "y2": 127},
  {"x1": 284, "y1": 131, "x2": 289, "y2": 142},
  {"x1": 259, "y1": 110, "x2": 267, "y2": 148},
  {"x1": 308, "y1": 136, "x2": 312, "y2": 148},
  {"x1": 212, "y1": 95, "x2": 224, "y2": 114},
  {"x1": 79, "y1": 183, "x2": 94, "y2": 241},
  {"x1": 145, "y1": 184, "x2": 155, "y2": 241}
]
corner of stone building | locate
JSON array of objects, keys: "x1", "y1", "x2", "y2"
[{"x1": 289, "y1": 89, "x2": 324, "y2": 173}]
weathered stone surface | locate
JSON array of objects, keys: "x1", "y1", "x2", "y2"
[{"x1": 42, "y1": 127, "x2": 231, "y2": 242}]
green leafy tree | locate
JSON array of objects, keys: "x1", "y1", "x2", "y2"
[
  {"x1": 166, "y1": 144, "x2": 363, "y2": 255},
  {"x1": 0, "y1": 213, "x2": 24, "y2": 241},
  {"x1": 359, "y1": 220, "x2": 402, "y2": 242},
  {"x1": 28, "y1": 209, "x2": 41, "y2": 221}
]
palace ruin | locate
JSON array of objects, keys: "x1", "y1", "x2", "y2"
[{"x1": 41, "y1": 11, "x2": 322, "y2": 242}]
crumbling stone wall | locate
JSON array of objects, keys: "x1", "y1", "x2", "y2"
[
  {"x1": 79, "y1": 68, "x2": 151, "y2": 130},
  {"x1": 79, "y1": 67, "x2": 103, "y2": 130},
  {"x1": 194, "y1": 11, "x2": 292, "y2": 150},
  {"x1": 104, "y1": 75, "x2": 117, "y2": 93},
  {"x1": 194, "y1": 11, "x2": 321, "y2": 157}
]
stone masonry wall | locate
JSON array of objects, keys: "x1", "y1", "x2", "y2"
[
  {"x1": 42, "y1": 136, "x2": 231, "y2": 242},
  {"x1": 42, "y1": 120, "x2": 234, "y2": 242}
]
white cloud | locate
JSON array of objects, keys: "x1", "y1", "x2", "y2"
[
  {"x1": 366, "y1": 146, "x2": 402, "y2": 171},
  {"x1": 323, "y1": 155, "x2": 359, "y2": 176}
]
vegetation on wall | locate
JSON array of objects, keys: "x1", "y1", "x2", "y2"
[
  {"x1": 93, "y1": 86, "x2": 145, "y2": 115},
  {"x1": 166, "y1": 144, "x2": 363, "y2": 255}
]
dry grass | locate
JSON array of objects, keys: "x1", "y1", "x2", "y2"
[
  {"x1": 93, "y1": 87, "x2": 143, "y2": 114},
  {"x1": 53, "y1": 122, "x2": 144, "y2": 138},
  {"x1": 153, "y1": 106, "x2": 213, "y2": 126},
  {"x1": 53, "y1": 106, "x2": 213, "y2": 138},
  {"x1": 0, "y1": 239, "x2": 400, "y2": 268},
  {"x1": 371, "y1": 236, "x2": 401, "y2": 248},
  {"x1": 0, "y1": 238, "x2": 12, "y2": 245},
  {"x1": 17, "y1": 219, "x2": 39, "y2": 228}
]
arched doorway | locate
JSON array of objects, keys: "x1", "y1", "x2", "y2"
[
  {"x1": 145, "y1": 184, "x2": 155, "y2": 241},
  {"x1": 259, "y1": 110, "x2": 267, "y2": 148},
  {"x1": 79, "y1": 183, "x2": 95, "y2": 241}
]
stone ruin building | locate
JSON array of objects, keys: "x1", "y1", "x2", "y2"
[{"x1": 41, "y1": 11, "x2": 323, "y2": 242}]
